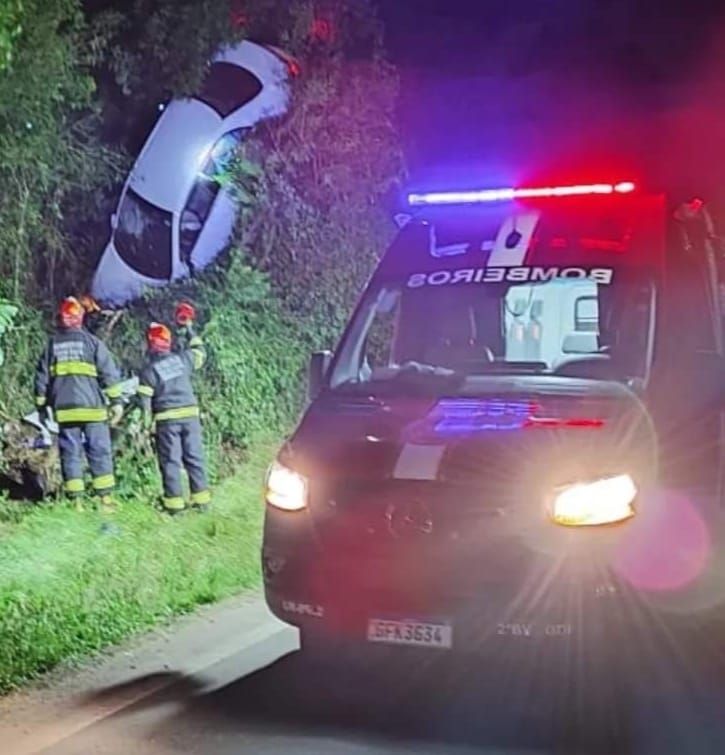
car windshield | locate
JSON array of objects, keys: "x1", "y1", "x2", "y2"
[
  {"x1": 114, "y1": 189, "x2": 173, "y2": 280},
  {"x1": 329, "y1": 272, "x2": 655, "y2": 393},
  {"x1": 196, "y1": 62, "x2": 263, "y2": 117}
]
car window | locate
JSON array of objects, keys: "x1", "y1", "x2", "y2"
[
  {"x1": 179, "y1": 128, "x2": 250, "y2": 264},
  {"x1": 196, "y1": 62, "x2": 263, "y2": 117},
  {"x1": 180, "y1": 179, "x2": 220, "y2": 267},
  {"x1": 201, "y1": 128, "x2": 250, "y2": 178},
  {"x1": 114, "y1": 189, "x2": 172, "y2": 280}
]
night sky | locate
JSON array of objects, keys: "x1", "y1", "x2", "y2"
[{"x1": 379, "y1": 1, "x2": 725, "y2": 203}]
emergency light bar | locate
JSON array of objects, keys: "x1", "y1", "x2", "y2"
[{"x1": 408, "y1": 182, "x2": 636, "y2": 207}]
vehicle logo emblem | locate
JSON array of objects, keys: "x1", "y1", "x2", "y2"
[{"x1": 385, "y1": 500, "x2": 434, "y2": 538}]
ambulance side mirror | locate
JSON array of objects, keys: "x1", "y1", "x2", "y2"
[{"x1": 309, "y1": 350, "x2": 333, "y2": 401}]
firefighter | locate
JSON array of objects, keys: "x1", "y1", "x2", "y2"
[
  {"x1": 137, "y1": 306, "x2": 210, "y2": 514},
  {"x1": 34, "y1": 297, "x2": 124, "y2": 505}
]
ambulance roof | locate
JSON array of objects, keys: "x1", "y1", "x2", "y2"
[{"x1": 379, "y1": 191, "x2": 666, "y2": 280}]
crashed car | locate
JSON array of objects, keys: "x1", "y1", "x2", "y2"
[{"x1": 92, "y1": 41, "x2": 294, "y2": 306}]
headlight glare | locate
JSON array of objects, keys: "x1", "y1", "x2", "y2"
[
  {"x1": 550, "y1": 474, "x2": 637, "y2": 527},
  {"x1": 265, "y1": 461, "x2": 308, "y2": 511}
]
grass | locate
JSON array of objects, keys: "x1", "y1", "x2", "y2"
[{"x1": 0, "y1": 438, "x2": 277, "y2": 696}]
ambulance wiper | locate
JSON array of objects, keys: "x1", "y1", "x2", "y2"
[
  {"x1": 334, "y1": 362, "x2": 464, "y2": 395},
  {"x1": 461, "y1": 361, "x2": 548, "y2": 375},
  {"x1": 394, "y1": 361, "x2": 458, "y2": 379}
]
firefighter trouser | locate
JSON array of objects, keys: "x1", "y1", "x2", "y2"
[
  {"x1": 155, "y1": 418, "x2": 210, "y2": 511},
  {"x1": 58, "y1": 422, "x2": 114, "y2": 496}
]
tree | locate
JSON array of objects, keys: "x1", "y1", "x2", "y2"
[
  {"x1": 235, "y1": 0, "x2": 405, "y2": 345},
  {"x1": 0, "y1": 0, "x2": 120, "y2": 303}
]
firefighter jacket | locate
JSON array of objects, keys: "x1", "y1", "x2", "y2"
[
  {"x1": 137, "y1": 331, "x2": 206, "y2": 422},
  {"x1": 34, "y1": 328, "x2": 123, "y2": 424}
]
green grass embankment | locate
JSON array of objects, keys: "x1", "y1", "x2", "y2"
[{"x1": 0, "y1": 439, "x2": 276, "y2": 695}]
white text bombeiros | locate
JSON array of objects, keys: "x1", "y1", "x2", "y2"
[{"x1": 406, "y1": 266, "x2": 615, "y2": 288}]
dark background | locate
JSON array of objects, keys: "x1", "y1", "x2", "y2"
[{"x1": 380, "y1": 0, "x2": 725, "y2": 203}]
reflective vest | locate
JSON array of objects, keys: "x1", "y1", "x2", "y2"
[
  {"x1": 137, "y1": 334, "x2": 206, "y2": 422},
  {"x1": 34, "y1": 328, "x2": 123, "y2": 424}
]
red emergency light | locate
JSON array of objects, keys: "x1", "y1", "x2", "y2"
[{"x1": 408, "y1": 181, "x2": 636, "y2": 207}]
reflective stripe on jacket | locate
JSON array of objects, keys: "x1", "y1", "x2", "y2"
[{"x1": 34, "y1": 328, "x2": 123, "y2": 423}]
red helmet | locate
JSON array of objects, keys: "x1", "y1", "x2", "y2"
[
  {"x1": 147, "y1": 322, "x2": 172, "y2": 353},
  {"x1": 175, "y1": 301, "x2": 196, "y2": 326},
  {"x1": 59, "y1": 297, "x2": 84, "y2": 329}
]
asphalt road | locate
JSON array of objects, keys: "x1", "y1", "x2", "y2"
[{"x1": 4, "y1": 596, "x2": 725, "y2": 755}]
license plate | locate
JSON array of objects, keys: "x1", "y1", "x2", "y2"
[{"x1": 367, "y1": 618, "x2": 452, "y2": 648}]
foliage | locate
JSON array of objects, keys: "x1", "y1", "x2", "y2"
[
  {"x1": 0, "y1": 301, "x2": 18, "y2": 366},
  {"x1": 0, "y1": 0, "x2": 122, "y2": 303},
  {"x1": 0, "y1": 438, "x2": 273, "y2": 694},
  {"x1": 0, "y1": 303, "x2": 45, "y2": 418},
  {"x1": 92, "y1": 0, "x2": 241, "y2": 100},
  {"x1": 235, "y1": 1, "x2": 405, "y2": 346},
  {"x1": 0, "y1": 0, "x2": 23, "y2": 72}
]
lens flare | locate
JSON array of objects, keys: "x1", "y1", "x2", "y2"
[{"x1": 613, "y1": 490, "x2": 710, "y2": 593}]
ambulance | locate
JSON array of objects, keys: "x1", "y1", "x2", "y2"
[{"x1": 262, "y1": 181, "x2": 725, "y2": 667}]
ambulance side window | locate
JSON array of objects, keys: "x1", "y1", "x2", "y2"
[{"x1": 360, "y1": 290, "x2": 400, "y2": 376}]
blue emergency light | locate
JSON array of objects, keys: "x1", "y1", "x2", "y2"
[{"x1": 408, "y1": 181, "x2": 636, "y2": 207}]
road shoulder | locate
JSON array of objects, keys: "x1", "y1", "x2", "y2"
[{"x1": 0, "y1": 592, "x2": 299, "y2": 755}]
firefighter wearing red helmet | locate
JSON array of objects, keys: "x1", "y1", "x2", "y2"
[
  {"x1": 137, "y1": 303, "x2": 210, "y2": 514},
  {"x1": 34, "y1": 297, "x2": 124, "y2": 504}
]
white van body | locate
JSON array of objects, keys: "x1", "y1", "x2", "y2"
[{"x1": 504, "y1": 278, "x2": 600, "y2": 368}]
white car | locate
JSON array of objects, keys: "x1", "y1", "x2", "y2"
[{"x1": 92, "y1": 41, "x2": 293, "y2": 305}]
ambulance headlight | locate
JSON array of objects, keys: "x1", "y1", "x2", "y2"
[
  {"x1": 265, "y1": 461, "x2": 308, "y2": 512},
  {"x1": 549, "y1": 474, "x2": 637, "y2": 527}
]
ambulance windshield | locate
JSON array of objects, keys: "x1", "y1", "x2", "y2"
[{"x1": 329, "y1": 272, "x2": 655, "y2": 393}]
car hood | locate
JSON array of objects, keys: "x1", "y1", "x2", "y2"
[
  {"x1": 129, "y1": 99, "x2": 221, "y2": 212},
  {"x1": 286, "y1": 376, "x2": 655, "y2": 488}
]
